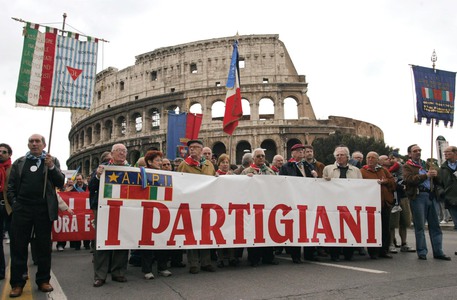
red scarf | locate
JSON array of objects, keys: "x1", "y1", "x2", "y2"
[
  {"x1": 288, "y1": 158, "x2": 298, "y2": 163},
  {"x1": 216, "y1": 169, "x2": 227, "y2": 175},
  {"x1": 271, "y1": 165, "x2": 279, "y2": 173},
  {"x1": 0, "y1": 158, "x2": 12, "y2": 192},
  {"x1": 185, "y1": 156, "x2": 201, "y2": 167},
  {"x1": 406, "y1": 159, "x2": 424, "y2": 170}
]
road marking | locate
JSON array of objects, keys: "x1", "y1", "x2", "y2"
[
  {"x1": 49, "y1": 269, "x2": 67, "y2": 300},
  {"x1": 0, "y1": 261, "x2": 67, "y2": 300},
  {"x1": 278, "y1": 256, "x2": 388, "y2": 274},
  {"x1": 1, "y1": 260, "x2": 32, "y2": 300}
]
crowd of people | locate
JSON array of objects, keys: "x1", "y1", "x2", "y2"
[{"x1": 1, "y1": 134, "x2": 457, "y2": 297}]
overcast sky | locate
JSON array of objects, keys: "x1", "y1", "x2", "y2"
[{"x1": 1, "y1": 0, "x2": 456, "y2": 168}]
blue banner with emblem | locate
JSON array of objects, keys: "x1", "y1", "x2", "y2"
[{"x1": 412, "y1": 65, "x2": 456, "y2": 126}]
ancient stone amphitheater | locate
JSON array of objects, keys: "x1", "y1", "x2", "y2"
[{"x1": 67, "y1": 34, "x2": 383, "y2": 175}]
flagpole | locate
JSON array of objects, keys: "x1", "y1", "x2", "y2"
[
  {"x1": 43, "y1": 12, "x2": 67, "y2": 198},
  {"x1": 429, "y1": 50, "x2": 437, "y2": 191}
]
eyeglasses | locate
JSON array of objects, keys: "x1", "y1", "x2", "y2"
[
  {"x1": 114, "y1": 149, "x2": 127, "y2": 154},
  {"x1": 0, "y1": 150, "x2": 8, "y2": 154},
  {"x1": 162, "y1": 163, "x2": 171, "y2": 166},
  {"x1": 256, "y1": 154, "x2": 265, "y2": 158}
]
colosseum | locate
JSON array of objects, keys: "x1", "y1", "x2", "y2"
[{"x1": 67, "y1": 34, "x2": 383, "y2": 175}]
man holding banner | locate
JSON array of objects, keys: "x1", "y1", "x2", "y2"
[
  {"x1": 177, "y1": 139, "x2": 217, "y2": 274},
  {"x1": 7, "y1": 134, "x2": 65, "y2": 297},
  {"x1": 91, "y1": 143, "x2": 130, "y2": 287}
]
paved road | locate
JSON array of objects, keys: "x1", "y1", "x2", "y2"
[{"x1": 2, "y1": 227, "x2": 457, "y2": 300}]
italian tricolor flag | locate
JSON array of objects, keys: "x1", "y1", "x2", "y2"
[{"x1": 16, "y1": 24, "x2": 98, "y2": 109}]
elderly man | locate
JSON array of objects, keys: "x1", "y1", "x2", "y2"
[
  {"x1": 0, "y1": 143, "x2": 13, "y2": 281},
  {"x1": 360, "y1": 152, "x2": 396, "y2": 259},
  {"x1": 323, "y1": 146, "x2": 362, "y2": 261},
  {"x1": 7, "y1": 134, "x2": 65, "y2": 297},
  {"x1": 178, "y1": 139, "x2": 216, "y2": 274},
  {"x1": 349, "y1": 151, "x2": 364, "y2": 168},
  {"x1": 234, "y1": 152, "x2": 253, "y2": 175},
  {"x1": 280, "y1": 144, "x2": 319, "y2": 263},
  {"x1": 270, "y1": 154, "x2": 284, "y2": 174},
  {"x1": 438, "y1": 146, "x2": 457, "y2": 254},
  {"x1": 91, "y1": 143, "x2": 131, "y2": 287},
  {"x1": 403, "y1": 144, "x2": 450, "y2": 261},
  {"x1": 242, "y1": 148, "x2": 278, "y2": 266}
]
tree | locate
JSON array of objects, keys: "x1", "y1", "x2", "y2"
[{"x1": 312, "y1": 131, "x2": 393, "y2": 165}]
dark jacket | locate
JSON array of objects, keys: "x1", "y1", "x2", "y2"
[
  {"x1": 7, "y1": 156, "x2": 65, "y2": 221},
  {"x1": 279, "y1": 161, "x2": 306, "y2": 177},
  {"x1": 438, "y1": 161, "x2": 457, "y2": 207}
]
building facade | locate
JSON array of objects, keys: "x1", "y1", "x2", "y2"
[{"x1": 67, "y1": 34, "x2": 383, "y2": 175}]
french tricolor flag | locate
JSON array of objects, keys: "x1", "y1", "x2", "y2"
[{"x1": 223, "y1": 40, "x2": 243, "y2": 135}]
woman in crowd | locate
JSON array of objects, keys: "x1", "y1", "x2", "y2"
[{"x1": 141, "y1": 150, "x2": 173, "y2": 279}]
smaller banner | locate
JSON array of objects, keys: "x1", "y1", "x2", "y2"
[
  {"x1": 52, "y1": 191, "x2": 95, "y2": 242},
  {"x1": 166, "y1": 112, "x2": 203, "y2": 160},
  {"x1": 16, "y1": 25, "x2": 98, "y2": 109},
  {"x1": 412, "y1": 65, "x2": 456, "y2": 126}
]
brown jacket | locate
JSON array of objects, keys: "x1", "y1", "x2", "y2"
[
  {"x1": 402, "y1": 161, "x2": 439, "y2": 200},
  {"x1": 360, "y1": 165, "x2": 396, "y2": 207}
]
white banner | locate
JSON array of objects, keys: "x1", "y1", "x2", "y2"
[{"x1": 96, "y1": 166, "x2": 381, "y2": 250}]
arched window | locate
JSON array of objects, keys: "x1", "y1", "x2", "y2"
[
  {"x1": 284, "y1": 97, "x2": 298, "y2": 120},
  {"x1": 259, "y1": 98, "x2": 274, "y2": 120}
]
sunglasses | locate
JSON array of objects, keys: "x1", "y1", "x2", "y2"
[
  {"x1": 256, "y1": 155, "x2": 265, "y2": 158},
  {"x1": 162, "y1": 163, "x2": 171, "y2": 166}
]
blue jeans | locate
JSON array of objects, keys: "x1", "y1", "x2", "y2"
[
  {"x1": 410, "y1": 192, "x2": 444, "y2": 257},
  {"x1": 447, "y1": 206, "x2": 457, "y2": 230}
]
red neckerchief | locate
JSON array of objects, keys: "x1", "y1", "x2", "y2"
[
  {"x1": 250, "y1": 163, "x2": 260, "y2": 172},
  {"x1": 0, "y1": 158, "x2": 12, "y2": 192},
  {"x1": 362, "y1": 164, "x2": 381, "y2": 172},
  {"x1": 216, "y1": 169, "x2": 227, "y2": 175},
  {"x1": 271, "y1": 165, "x2": 279, "y2": 173},
  {"x1": 288, "y1": 158, "x2": 298, "y2": 163},
  {"x1": 406, "y1": 159, "x2": 423, "y2": 170},
  {"x1": 185, "y1": 156, "x2": 200, "y2": 167}
]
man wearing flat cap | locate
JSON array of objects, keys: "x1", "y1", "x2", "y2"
[
  {"x1": 177, "y1": 139, "x2": 216, "y2": 274},
  {"x1": 279, "y1": 143, "x2": 319, "y2": 263}
]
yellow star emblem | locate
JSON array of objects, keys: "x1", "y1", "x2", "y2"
[{"x1": 108, "y1": 172, "x2": 120, "y2": 183}]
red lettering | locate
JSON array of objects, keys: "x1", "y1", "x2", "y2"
[
  {"x1": 337, "y1": 206, "x2": 361, "y2": 243},
  {"x1": 167, "y1": 203, "x2": 197, "y2": 246},
  {"x1": 105, "y1": 200, "x2": 123, "y2": 246},
  {"x1": 268, "y1": 204, "x2": 293, "y2": 243},
  {"x1": 253, "y1": 204, "x2": 265, "y2": 243},
  {"x1": 365, "y1": 206, "x2": 377, "y2": 243},
  {"x1": 228, "y1": 203, "x2": 250, "y2": 244},
  {"x1": 311, "y1": 206, "x2": 336, "y2": 243},
  {"x1": 200, "y1": 204, "x2": 226, "y2": 245},
  {"x1": 297, "y1": 205, "x2": 309, "y2": 242},
  {"x1": 139, "y1": 202, "x2": 170, "y2": 246}
]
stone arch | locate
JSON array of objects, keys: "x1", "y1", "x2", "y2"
[
  {"x1": 284, "y1": 97, "x2": 298, "y2": 120},
  {"x1": 241, "y1": 98, "x2": 251, "y2": 120},
  {"x1": 236, "y1": 140, "x2": 252, "y2": 165},
  {"x1": 286, "y1": 138, "x2": 302, "y2": 159},
  {"x1": 131, "y1": 112, "x2": 143, "y2": 133},
  {"x1": 104, "y1": 119, "x2": 113, "y2": 140},
  {"x1": 149, "y1": 108, "x2": 160, "y2": 130},
  {"x1": 211, "y1": 100, "x2": 225, "y2": 120},
  {"x1": 79, "y1": 130, "x2": 85, "y2": 148},
  {"x1": 212, "y1": 142, "x2": 226, "y2": 158},
  {"x1": 190, "y1": 103, "x2": 202, "y2": 114},
  {"x1": 86, "y1": 127, "x2": 93, "y2": 145},
  {"x1": 129, "y1": 149, "x2": 141, "y2": 166},
  {"x1": 260, "y1": 139, "x2": 277, "y2": 164},
  {"x1": 116, "y1": 115, "x2": 127, "y2": 137},
  {"x1": 259, "y1": 97, "x2": 274, "y2": 120},
  {"x1": 94, "y1": 123, "x2": 101, "y2": 143},
  {"x1": 84, "y1": 158, "x2": 90, "y2": 177}
]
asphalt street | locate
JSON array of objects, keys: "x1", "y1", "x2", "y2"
[{"x1": 2, "y1": 227, "x2": 457, "y2": 300}]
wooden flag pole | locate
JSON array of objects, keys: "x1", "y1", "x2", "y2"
[{"x1": 43, "y1": 13, "x2": 67, "y2": 198}]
